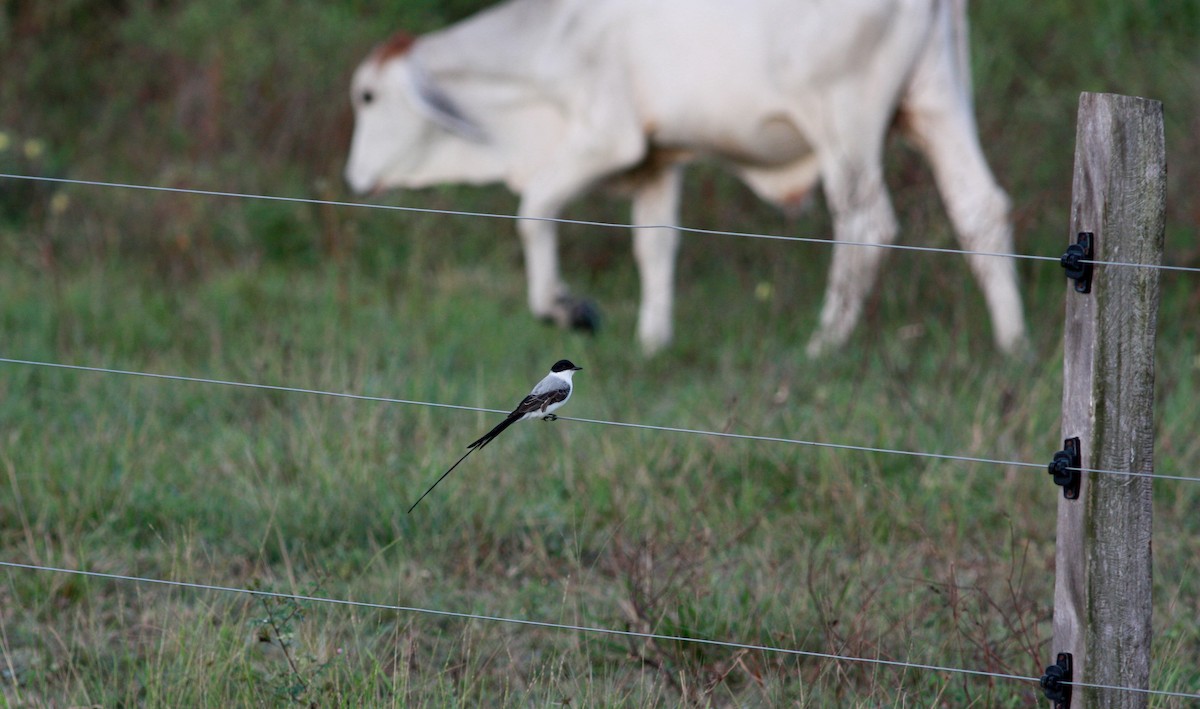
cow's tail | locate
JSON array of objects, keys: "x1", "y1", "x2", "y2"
[{"x1": 950, "y1": 0, "x2": 973, "y2": 101}]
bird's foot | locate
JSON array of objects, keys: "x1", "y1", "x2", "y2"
[{"x1": 542, "y1": 414, "x2": 558, "y2": 421}]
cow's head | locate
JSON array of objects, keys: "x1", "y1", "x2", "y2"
[{"x1": 344, "y1": 33, "x2": 489, "y2": 195}]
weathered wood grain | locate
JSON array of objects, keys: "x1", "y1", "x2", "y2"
[{"x1": 1053, "y1": 92, "x2": 1165, "y2": 709}]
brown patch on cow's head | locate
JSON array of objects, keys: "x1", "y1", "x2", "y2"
[{"x1": 372, "y1": 32, "x2": 417, "y2": 65}]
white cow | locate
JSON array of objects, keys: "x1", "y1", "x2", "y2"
[{"x1": 345, "y1": 0, "x2": 1027, "y2": 357}]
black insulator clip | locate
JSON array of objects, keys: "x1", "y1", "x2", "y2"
[
  {"x1": 1061, "y1": 232, "x2": 1094, "y2": 293},
  {"x1": 1048, "y1": 437, "x2": 1082, "y2": 500},
  {"x1": 1040, "y1": 652, "x2": 1073, "y2": 709}
]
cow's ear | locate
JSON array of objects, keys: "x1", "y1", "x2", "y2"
[{"x1": 406, "y1": 63, "x2": 488, "y2": 143}]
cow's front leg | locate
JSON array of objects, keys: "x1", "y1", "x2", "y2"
[
  {"x1": 631, "y1": 165, "x2": 684, "y2": 354},
  {"x1": 515, "y1": 200, "x2": 602, "y2": 333},
  {"x1": 516, "y1": 169, "x2": 612, "y2": 334},
  {"x1": 516, "y1": 120, "x2": 647, "y2": 335},
  {"x1": 515, "y1": 216, "x2": 568, "y2": 323},
  {"x1": 806, "y1": 161, "x2": 898, "y2": 358}
]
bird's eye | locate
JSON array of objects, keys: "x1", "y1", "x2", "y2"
[{"x1": 360, "y1": 90, "x2": 374, "y2": 105}]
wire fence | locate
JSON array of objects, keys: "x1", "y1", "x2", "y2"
[
  {"x1": 3, "y1": 560, "x2": 1199, "y2": 702},
  {"x1": 2, "y1": 356, "x2": 1197, "y2": 486},
  {"x1": 3, "y1": 172, "x2": 1200, "y2": 274},
  {"x1": 2, "y1": 171, "x2": 1198, "y2": 702}
]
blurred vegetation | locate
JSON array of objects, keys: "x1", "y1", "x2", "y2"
[
  {"x1": 1, "y1": 0, "x2": 1198, "y2": 705},
  {"x1": 0, "y1": 0, "x2": 1197, "y2": 268}
]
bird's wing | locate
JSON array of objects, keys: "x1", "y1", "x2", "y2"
[
  {"x1": 528, "y1": 372, "x2": 560, "y2": 396},
  {"x1": 514, "y1": 387, "x2": 570, "y2": 415},
  {"x1": 467, "y1": 387, "x2": 569, "y2": 450}
]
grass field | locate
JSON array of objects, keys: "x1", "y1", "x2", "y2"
[{"x1": 2, "y1": 1, "x2": 1199, "y2": 706}]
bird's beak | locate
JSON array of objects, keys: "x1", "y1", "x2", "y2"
[{"x1": 573, "y1": 365, "x2": 583, "y2": 370}]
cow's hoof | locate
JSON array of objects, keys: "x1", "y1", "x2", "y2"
[{"x1": 555, "y1": 296, "x2": 601, "y2": 334}]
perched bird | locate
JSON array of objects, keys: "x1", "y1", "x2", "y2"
[{"x1": 407, "y1": 359, "x2": 583, "y2": 512}]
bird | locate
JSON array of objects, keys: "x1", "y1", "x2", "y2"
[{"x1": 407, "y1": 359, "x2": 583, "y2": 512}]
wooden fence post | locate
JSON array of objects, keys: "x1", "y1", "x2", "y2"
[{"x1": 1052, "y1": 93, "x2": 1165, "y2": 708}]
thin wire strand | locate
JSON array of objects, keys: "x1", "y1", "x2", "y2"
[
  {"x1": 1078, "y1": 258, "x2": 1200, "y2": 274},
  {"x1": 0, "y1": 172, "x2": 1060, "y2": 266},
  {"x1": 3, "y1": 560, "x2": 1198, "y2": 701},
  {"x1": 2, "y1": 356, "x2": 1197, "y2": 485},
  {"x1": 1063, "y1": 679, "x2": 1200, "y2": 701},
  {"x1": 0, "y1": 560, "x2": 1039, "y2": 686},
  {"x1": 0, "y1": 356, "x2": 506, "y2": 416},
  {"x1": 7, "y1": 172, "x2": 1200, "y2": 273}
]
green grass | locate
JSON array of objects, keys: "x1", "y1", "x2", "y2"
[
  {"x1": 2, "y1": 0, "x2": 1200, "y2": 706},
  {"x1": 4, "y1": 211, "x2": 1199, "y2": 706}
]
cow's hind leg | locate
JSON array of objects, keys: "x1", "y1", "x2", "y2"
[
  {"x1": 806, "y1": 156, "x2": 899, "y2": 358},
  {"x1": 899, "y1": 106, "x2": 1027, "y2": 355},
  {"x1": 630, "y1": 165, "x2": 684, "y2": 354},
  {"x1": 896, "y1": 0, "x2": 1027, "y2": 354}
]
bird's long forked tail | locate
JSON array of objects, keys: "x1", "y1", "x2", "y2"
[
  {"x1": 407, "y1": 413, "x2": 522, "y2": 512},
  {"x1": 406, "y1": 415, "x2": 514, "y2": 513},
  {"x1": 466, "y1": 414, "x2": 518, "y2": 450},
  {"x1": 407, "y1": 446, "x2": 475, "y2": 513}
]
